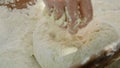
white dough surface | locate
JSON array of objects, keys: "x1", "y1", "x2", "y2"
[{"x1": 0, "y1": 0, "x2": 120, "y2": 68}]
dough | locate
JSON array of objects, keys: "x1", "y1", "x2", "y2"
[
  {"x1": 33, "y1": 13, "x2": 119, "y2": 68},
  {"x1": 0, "y1": 0, "x2": 120, "y2": 68}
]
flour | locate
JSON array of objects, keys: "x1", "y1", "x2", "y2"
[
  {"x1": 33, "y1": 0, "x2": 120, "y2": 68},
  {"x1": 0, "y1": 0, "x2": 120, "y2": 68},
  {"x1": 0, "y1": 0, "x2": 16, "y2": 4},
  {"x1": 0, "y1": 0, "x2": 43, "y2": 68},
  {"x1": 33, "y1": 6, "x2": 119, "y2": 68}
]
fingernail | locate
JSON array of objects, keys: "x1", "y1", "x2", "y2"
[
  {"x1": 59, "y1": 21, "x2": 68, "y2": 29},
  {"x1": 54, "y1": 10, "x2": 62, "y2": 20},
  {"x1": 79, "y1": 18, "x2": 88, "y2": 28},
  {"x1": 48, "y1": 8, "x2": 54, "y2": 16},
  {"x1": 68, "y1": 28, "x2": 78, "y2": 34},
  {"x1": 68, "y1": 24, "x2": 79, "y2": 34}
]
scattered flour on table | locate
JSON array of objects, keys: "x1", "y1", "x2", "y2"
[
  {"x1": 0, "y1": 0, "x2": 120, "y2": 68},
  {"x1": 0, "y1": 0, "x2": 15, "y2": 4},
  {"x1": 0, "y1": 0, "x2": 44, "y2": 68}
]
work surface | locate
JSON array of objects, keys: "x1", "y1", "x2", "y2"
[{"x1": 0, "y1": 0, "x2": 120, "y2": 68}]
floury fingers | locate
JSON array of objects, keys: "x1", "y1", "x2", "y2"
[{"x1": 0, "y1": 0, "x2": 36, "y2": 9}]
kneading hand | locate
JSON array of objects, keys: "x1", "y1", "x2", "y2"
[{"x1": 43, "y1": 0, "x2": 93, "y2": 34}]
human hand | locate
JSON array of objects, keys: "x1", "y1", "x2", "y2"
[{"x1": 43, "y1": 0, "x2": 93, "y2": 34}]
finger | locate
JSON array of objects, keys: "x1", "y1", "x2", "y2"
[
  {"x1": 59, "y1": 17, "x2": 68, "y2": 29},
  {"x1": 43, "y1": 0, "x2": 54, "y2": 9},
  {"x1": 15, "y1": 0, "x2": 36, "y2": 9},
  {"x1": 54, "y1": 0, "x2": 67, "y2": 28},
  {"x1": 43, "y1": 0, "x2": 54, "y2": 15},
  {"x1": 54, "y1": 0, "x2": 65, "y2": 20},
  {"x1": 0, "y1": 0, "x2": 36, "y2": 9},
  {"x1": 65, "y1": 0, "x2": 80, "y2": 34},
  {"x1": 78, "y1": 0, "x2": 93, "y2": 28}
]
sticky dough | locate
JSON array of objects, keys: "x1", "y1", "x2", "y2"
[{"x1": 33, "y1": 8, "x2": 119, "y2": 68}]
